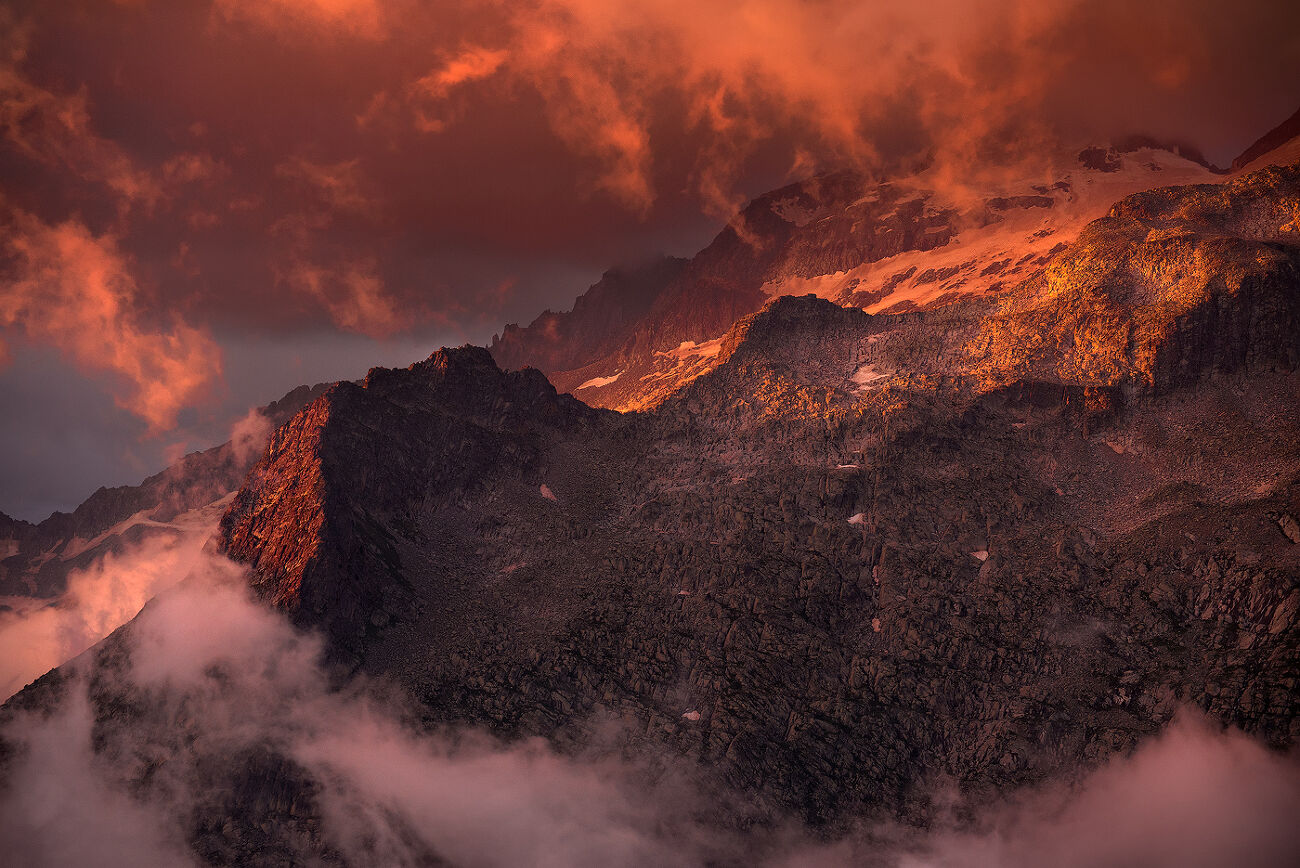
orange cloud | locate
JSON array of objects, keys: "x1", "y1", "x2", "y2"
[
  {"x1": 268, "y1": 162, "x2": 402, "y2": 335},
  {"x1": 0, "y1": 519, "x2": 228, "y2": 701},
  {"x1": 0, "y1": 213, "x2": 222, "y2": 431},
  {"x1": 283, "y1": 258, "x2": 402, "y2": 338},
  {"x1": 410, "y1": 46, "x2": 510, "y2": 133},
  {"x1": 415, "y1": 47, "x2": 509, "y2": 101},
  {"x1": 379, "y1": 0, "x2": 1274, "y2": 219},
  {"x1": 380, "y1": 0, "x2": 1074, "y2": 215},
  {"x1": 161, "y1": 152, "x2": 228, "y2": 186},
  {"x1": 191, "y1": 0, "x2": 1298, "y2": 227}
]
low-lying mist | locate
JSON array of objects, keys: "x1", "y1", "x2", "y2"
[
  {"x1": 0, "y1": 519, "x2": 225, "y2": 701},
  {"x1": 0, "y1": 410, "x2": 275, "y2": 701},
  {"x1": 1, "y1": 545, "x2": 1297, "y2": 867}
]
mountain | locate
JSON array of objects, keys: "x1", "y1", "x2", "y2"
[
  {"x1": 5, "y1": 154, "x2": 1297, "y2": 862},
  {"x1": 0, "y1": 383, "x2": 331, "y2": 601},
  {"x1": 491, "y1": 144, "x2": 1227, "y2": 411},
  {"x1": 225, "y1": 167, "x2": 1300, "y2": 812}
]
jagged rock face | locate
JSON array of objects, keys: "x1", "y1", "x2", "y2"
[
  {"x1": 0, "y1": 383, "x2": 332, "y2": 599},
  {"x1": 492, "y1": 171, "x2": 966, "y2": 408},
  {"x1": 204, "y1": 164, "x2": 1299, "y2": 842}
]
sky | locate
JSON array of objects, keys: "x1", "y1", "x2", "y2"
[{"x1": 0, "y1": 0, "x2": 1297, "y2": 521}]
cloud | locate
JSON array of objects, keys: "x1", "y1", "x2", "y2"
[
  {"x1": 283, "y1": 258, "x2": 403, "y2": 338},
  {"x1": 0, "y1": 401, "x2": 279, "y2": 700},
  {"x1": 410, "y1": 46, "x2": 510, "y2": 133},
  {"x1": 0, "y1": 517, "x2": 226, "y2": 701},
  {"x1": 0, "y1": 684, "x2": 196, "y2": 868},
  {"x1": 228, "y1": 407, "x2": 273, "y2": 465},
  {"x1": 161, "y1": 152, "x2": 228, "y2": 187},
  {"x1": 416, "y1": 46, "x2": 509, "y2": 98},
  {"x1": 288, "y1": 0, "x2": 1294, "y2": 221},
  {"x1": 266, "y1": 159, "x2": 408, "y2": 336},
  {"x1": 0, "y1": 563, "x2": 730, "y2": 866},
  {"x1": 199, "y1": 0, "x2": 1300, "y2": 217},
  {"x1": 0, "y1": 212, "x2": 223, "y2": 431},
  {"x1": 881, "y1": 715, "x2": 1300, "y2": 868}
]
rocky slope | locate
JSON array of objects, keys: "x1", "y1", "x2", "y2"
[{"x1": 3, "y1": 159, "x2": 1298, "y2": 865}]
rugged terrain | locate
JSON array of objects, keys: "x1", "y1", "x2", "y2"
[{"x1": 2, "y1": 135, "x2": 1299, "y2": 864}]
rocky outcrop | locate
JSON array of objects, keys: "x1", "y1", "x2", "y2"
[
  {"x1": 492, "y1": 171, "x2": 964, "y2": 407},
  {"x1": 494, "y1": 146, "x2": 1228, "y2": 413}
]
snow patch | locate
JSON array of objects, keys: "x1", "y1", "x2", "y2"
[
  {"x1": 847, "y1": 513, "x2": 867, "y2": 526},
  {"x1": 59, "y1": 508, "x2": 155, "y2": 561},
  {"x1": 655, "y1": 338, "x2": 724, "y2": 362},
  {"x1": 681, "y1": 710, "x2": 701, "y2": 721},
  {"x1": 971, "y1": 550, "x2": 989, "y2": 561},
  {"x1": 760, "y1": 269, "x2": 847, "y2": 301},
  {"x1": 576, "y1": 371, "x2": 622, "y2": 391},
  {"x1": 851, "y1": 364, "x2": 889, "y2": 391},
  {"x1": 539, "y1": 485, "x2": 557, "y2": 502}
]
